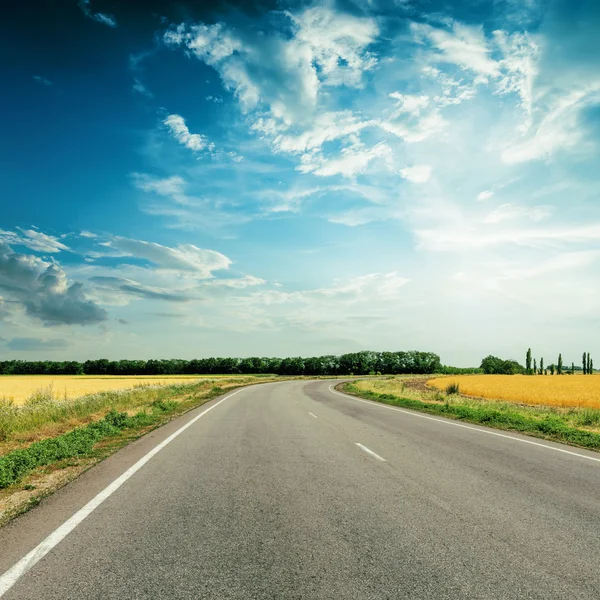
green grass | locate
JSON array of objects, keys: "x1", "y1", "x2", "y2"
[
  {"x1": 0, "y1": 402, "x2": 174, "y2": 488},
  {"x1": 343, "y1": 381, "x2": 600, "y2": 452}
]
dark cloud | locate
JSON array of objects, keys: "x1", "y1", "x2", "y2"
[
  {"x1": 89, "y1": 276, "x2": 191, "y2": 302},
  {"x1": 0, "y1": 243, "x2": 108, "y2": 326},
  {"x1": 6, "y1": 337, "x2": 70, "y2": 351}
]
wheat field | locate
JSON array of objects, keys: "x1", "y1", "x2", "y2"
[
  {"x1": 428, "y1": 374, "x2": 600, "y2": 409},
  {"x1": 0, "y1": 375, "x2": 211, "y2": 405}
]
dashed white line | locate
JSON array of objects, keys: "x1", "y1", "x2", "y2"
[
  {"x1": 356, "y1": 443, "x2": 386, "y2": 462},
  {"x1": 0, "y1": 388, "x2": 244, "y2": 598},
  {"x1": 329, "y1": 384, "x2": 600, "y2": 465},
  {"x1": 309, "y1": 412, "x2": 319, "y2": 419}
]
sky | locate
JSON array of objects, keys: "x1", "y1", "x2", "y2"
[{"x1": 0, "y1": 0, "x2": 599, "y2": 366}]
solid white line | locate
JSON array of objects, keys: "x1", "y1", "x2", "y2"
[
  {"x1": 0, "y1": 388, "x2": 244, "y2": 598},
  {"x1": 356, "y1": 442, "x2": 386, "y2": 462},
  {"x1": 309, "y1": 412, "x2": 319, "y2": 419},
  {"x1": 329, "y1": 385, "x2": 600, "y2": 465}
]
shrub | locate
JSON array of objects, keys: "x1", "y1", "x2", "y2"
[{"x1": 446, "y1": 382, "x2": 460, "y2": 395}]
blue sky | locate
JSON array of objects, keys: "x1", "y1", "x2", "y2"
[{"x1": 1, "y1": 0, "x2": 599, "y2": 366}]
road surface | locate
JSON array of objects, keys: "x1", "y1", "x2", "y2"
[{"x1": 1, "y1": 379, "x2": 599, "y2": 599}]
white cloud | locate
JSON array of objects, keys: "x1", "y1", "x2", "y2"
[
  {"x1": 381, "y1": 93, "x2": 448, "y2": 142},
  {"x1": 388, "y1": 93, "x2": 430, "y2": 117},
  {"x1": 297, "y1": 141, "x2": 393, "y2": 178},
  {"x1": 416, "y1": 222, "x2": 600, "y2": 252},
  {"x1": 165, "y1": 21, "x2": 318, "y2": 125},
  {"x1": 163, "y1": 114, "x2": 209, "y2": 152},
  {"x1": 495, "y1": 250, "x2": 600, "y2": 282},
  {"x1": 253, "y1": 111, "x2": 377, "y2": 155},
  {"x1": 288, "y1": 6, "x2": 378, "y2": 88},
  {"x1": 0, "y1": 228, "x2": 70, "y2": 253},
  {"x1": 234, "y1": 272, "x2": 411, "y2": 332},
  {"x1": 411, "y1": 21, "x2": 500, "y2": 77},
  {"x1": 77, "y1": 0, "x2": 117, "y2": 28},
  {"x1": 477, "y1": 190, "x2": 494, "y2": 201},
  {"x1": 501, "y1": 88, "x2": 600, "y2": 164},
  {"x1": 133, "y1": 173, "x2": 186, "y2": 198},
  {"x1": 494, "y1": 31, "x2": 539, "y2": 117},
  {"x1": 483, "y1": 203, "x2": 552, "y2": 224},
  {"x1": 102, "y1": 237, "x2": 232, "y2": 277},
  {"x1": 381, "y1": 111, "x2": 447, "y2": 143},
  {"x1": 400, "y1": 164, "x2": 432, "y2": 183},
  {"x1": 164, "y1": 5, "x2": 377, "y2": 133}
]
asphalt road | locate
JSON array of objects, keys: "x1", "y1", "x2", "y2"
[{"x1": 1, "y1": 379, "x2": 599, "y2": 599}]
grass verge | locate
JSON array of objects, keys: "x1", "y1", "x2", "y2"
[
  {"x1": 0, "y1": 376, "x2": 278, "y2": 526},
  {"x1": 0, "y1": 376, "x2": 273, "y2": 446},
  {"x1": 341, "y1": 379, "x2": 600, "y2": 452},
  {"x1": 0, "y1": 402, "x2": 177, "y2": 488}
]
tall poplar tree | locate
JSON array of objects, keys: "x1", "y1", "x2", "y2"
[{"x1": 557, "y1": 353, "x2": 563, "y2": 375}]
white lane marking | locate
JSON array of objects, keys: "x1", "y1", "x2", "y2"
[
  {"x1": 356, "y1": 443, "x2": 386, "y2": 462},
  {"x1": 0, "y1": 388, "x2": 244, "y2": 598},
  {"x1": 309, "y1": 412, "x2": 319, "y2": 419},
  {"x1": 329, "y1": 385, "x2": 600, "y2": 465}
]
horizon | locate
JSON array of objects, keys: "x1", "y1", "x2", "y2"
[{"x1": 1, "y1": 0, "x2": 599, "y2": 367}]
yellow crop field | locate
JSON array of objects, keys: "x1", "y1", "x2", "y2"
[
  {"x1": 0, "y1": 375, "x2": 210, "y2": 405},
  {"x1": 428, "y1": 375, "x2": 600, "y2": 409}
]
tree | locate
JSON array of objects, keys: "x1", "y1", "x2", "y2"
[
  {"x1": 591, "y1": 358, "x2": 594, "y2": 374},
  {"x1": 480, "y1": 355, "x2": 525, "y2": 375},
  {"x1": 557, "y1": 353, "x2": 563, "y2": 375},
  {"x1": 571, "y1": 362, "x2": 575, "y2": 375},
  {"x1": 540, "y1": 357, "x2": 544, "y2": 374},
  {"x1": 583, "y1": 352, "x2": 588, "y2": 375},
  {"x1": 550, "y1": 364, "x2": 555, "y2": 375},
  {"x1": 533, "y1": 358, "x2": 537, "y2": 375},
  {"x1": 526, "y1": 348, "x2": 532, "y2": 375}
]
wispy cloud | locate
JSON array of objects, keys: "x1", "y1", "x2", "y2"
[
  {"x1": 133, "y1": 79, "x2": 152, "y2": 98},
  {"x1": 0, "y1": 228, "x2": 69, "y2": 253},
  {"x1": 78, "y1": 0, "x2": 117, "y2": 27},
  {"x1": 163, "y1": 114, "x2": 210, "y2": 152},
  {"x1": 33, "y1": 75, "x2": 52, "y2": 86}
]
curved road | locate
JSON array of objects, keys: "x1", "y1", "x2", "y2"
[{"x1": 1, "y1": 379, "x2": 599, "y2": 599}]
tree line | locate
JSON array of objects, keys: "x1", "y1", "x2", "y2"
[
  {"x1": 481, "y1": 349, "x2": 596, "y2": 376},
  {"x1": 525, "y1": 348, "x2": 594, "y2": 375},
  {"x1": 480, "y1": 349, "x2": 596, "y2": 375},
  {"x1": 0, "y1": 351, "x2": 442, "y2": 377}
]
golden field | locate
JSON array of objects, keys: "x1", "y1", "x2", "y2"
[
  {"x1": 0, "y1": 375, "x2": 211, "y2": 405},
  {"x1": 428, "y1": 375, "x2": 600, "y2": 409}
]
